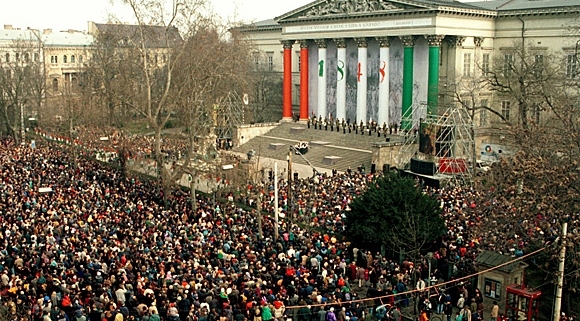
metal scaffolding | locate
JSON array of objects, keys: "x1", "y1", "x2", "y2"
[
  {"x1": 214, "y1": 91, "x2": 245, "y2": 139},
  {"x1": 396, "y1": 103, "x2": 476, "y2": 184}
]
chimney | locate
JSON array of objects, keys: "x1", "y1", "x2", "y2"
[
  {"x1": 4, "y1": 24, "x2": 13, "y2": 30},
  {"x1": 43, "y1": 28, "x2": 52, "y2": 34}
]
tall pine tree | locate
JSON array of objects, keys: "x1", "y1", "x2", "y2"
[{"x1": 345, "y1": 172, "x2": 445, "y2": 260}]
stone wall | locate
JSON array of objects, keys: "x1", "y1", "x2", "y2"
[
  {"x1": 233, "y1": 122, "x2": 280, "y2": 147},
  {"x1": 371, "y1": 142, "x2": 418, "y2": 170}
]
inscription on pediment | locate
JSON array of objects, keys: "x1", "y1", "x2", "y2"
[{"x1": 304, "y1": 0, "x2": 402, "y2": 17}]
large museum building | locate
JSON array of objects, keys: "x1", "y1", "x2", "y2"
[{"x1": 239, "y1": 0, "x2": 580, "y2": 147}]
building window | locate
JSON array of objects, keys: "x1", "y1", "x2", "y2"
[
  {"x1": 154, "y1": 54, "x2": 158, "y2": 64},
  {"x1": 534, "y1": 54, "x2": 543, "y2": 77},
  {"x1": 463, "y1": 53, "x2": 472, "y2": 77},
  {"x1": 566, "y1": 54, "x2": 577, "y2": 79},
  {"x1": 52, "y1": 78, "x2": 58, "y2": 91},
  {"x1": 484, "y1": 278, "x2": 501, "y2": 299},
  {"x1": 71, "y1": 55, "x2": 75, "y2": 63},
  {"x1": 50, "y1": 56, "x2": 55, "y2": 64},
  {"x1": 15, "y1": 53, "x2": 19, "y2": 61},
  {"x1": 267, "y1": 52, "x2": 274, "y2": 71},
  {"x1": 162, "y1": 55, "x2": 166, "y2": 63},
  {"x1": 295, "y1": 84, "x2": 300, "y2": 104},
  {"x1": 501, "y1": 100, "x2": 511, "y2": 121},
  {"x1": 479, "y1": 99, "x2": 488, "y2": 127},
  {"x1": 78, "y1": 55, "x2": 83, "y2": 63},
  {"x1": 63, "y1": 55, "x2": 67, "y2": 64},
  {"x1": 482, "y1": 53, "x2": 490, "y2": 74},
  {"x1": 5, "y1": 53, "x2": 9, "y2": 63},
  {"x1": 297, "y1": 54, "x2": 301, "y2": 72},
  {"x1": 23, "y1": 53, "x2": 29, "y2": 62},
  {"x1": 34, "y1": 53, "x2": 39, "y2": 62},
  {"x1": 503, "y1": 54, "x2": 513, "y2": 77},
  {"x1": 254, "y1": 55, "x2": 259, "y2": 69}
]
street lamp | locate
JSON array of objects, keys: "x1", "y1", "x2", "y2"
[{"x1": 426, "y1": 252, "x2": 434, "y2": 291}]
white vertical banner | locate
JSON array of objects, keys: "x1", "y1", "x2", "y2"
[
  {"x1": 336, "y1": 39, "x2": 347, "y2": 122},
  {"x1": 356, "y1": 38, "x2": 368, "y2": 124},
  {"x1": 316, "y1": 40, "x2": 327, "y2": 118},
  {"x1": 274, "y1": 162, "x2": 279, "y2": 240},
  {"x1": 378, "y1": 41, "x2": 390, "y2": 127}
]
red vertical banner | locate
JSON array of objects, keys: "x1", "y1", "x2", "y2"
[
  {"x1": 299, "y1": 40, "x2": 309, "y2": 121},
  {"x1": 282, "y1": 40, "x2": 293, "y2": 120}
]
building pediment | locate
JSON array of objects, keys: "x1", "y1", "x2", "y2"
[{"x1": 276, "y1": 0, "x2": 433, "y2": 22}]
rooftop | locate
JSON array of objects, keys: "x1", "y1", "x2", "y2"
[
  {"x1": 475, "y1": 250, "x2": 528, "y2": 273},
  {"x1": 0, "y1": 28, "x2": 39, "y2": 42},
  {"x1": 91, "y1": 22, "x2": 182, "y2": 48},
  {"x1": 468, "y1": 0, "x2": 579, "y2": 11},
  {"x1": 42, "y1": 32, "x2": 93, "y2": 47}
]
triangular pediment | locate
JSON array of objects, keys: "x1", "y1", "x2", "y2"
[{"x1": 276, "y1": 0, "x2": 434, "y2": 22}]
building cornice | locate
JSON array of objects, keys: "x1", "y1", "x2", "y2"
[
  {"x1": 237, "y1": 25, "x2": 282, "y2": 33},
  {"x1": 496, "y1": 7, "x2": 580, "y2": 18},
  {"x1": 278, "y1": 8, "x2": 497, "y2": 25}
]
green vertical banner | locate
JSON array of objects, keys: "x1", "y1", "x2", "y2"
[
  {"x1": 427, "y1": 45, "x2": 440, "y2": 116},
  {"x1": 402, "y1": 45, "x2": 414, "y2": 131}
]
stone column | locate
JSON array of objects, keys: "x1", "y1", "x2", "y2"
[
  {"x1": 316, "y1": 39, "x2": 328, "y2": 118},
  {"x1": 426, "y1": 35, "x2": 445, "y2": 116},
  {"x1": 377, "y1": 36, "x2": 391, "y2": 127},
  {"x1": 474, "y1": 37, "x2": 484, "y2": 77},
  {"x1": 281, "y1": 40, "x2": 294, "y2": 121},
  {"x1": 400, "y1": 35, "x2": 415, "y2": 131},
  {"x1": 335, "y1": 38, "x2": 347, "y2": 122},
  {"x1": 355, "y1": 37, "x2": 368, "y2": 124},
  {"x1": 299, "y1": 40, "x2": 310, "y2": 121},
  {"x1": 446, "y1": 36, "x2": 466, "y2": 84}
]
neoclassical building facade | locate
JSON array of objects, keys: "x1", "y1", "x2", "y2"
[{"x1": 239, "y1": 0, "x2": 580, "y2": 146}]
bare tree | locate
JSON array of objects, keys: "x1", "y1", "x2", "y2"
[
  {"x1": 82, "y1": 0, "x2": 255, "y2": 206},
  {"x1": 482, "y1": 42, "x2": 563, "y2": 131},
  {"x1": 0, "y1": 40, "x2": 44, "y2": 143},
  {"x1": 471, "y1": 42, "x2": 580, "y2": 312},
  {"x1": 248, "y1": 52, "x2": 283, "y2": 123}
]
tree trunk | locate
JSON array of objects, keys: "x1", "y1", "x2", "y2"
[
  {"x1": 256, "y1": 193, "x2": 263, "y2": 240},
  {"x1": 69, "y1": 117, "x2": 78, "y2": 168},
  {"x1": 190, "y1": 178, "x2": 197, "y2": 211},
  {"x1": 471, "y1": 107, "x2": 477, "y2": 175}
]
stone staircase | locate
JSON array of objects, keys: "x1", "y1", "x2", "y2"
[
  {"x1": 233, "y1": 136, "x2": 371, "y2": 173},
  {"x1": 264, "y1": 123, "x2": 403, "y2": 149},
  {"x1": 232, "y1": 123, "x2": 405, "y2": 173}
]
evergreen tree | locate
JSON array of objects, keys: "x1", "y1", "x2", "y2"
[{"x1": 345, "y1": 172, "x2": 445, "y2": 260}]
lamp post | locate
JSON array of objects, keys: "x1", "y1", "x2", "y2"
[
  {"x1": 575, "y1": 39, "x2": 580, "y2": 77},
  {"x1": 20, "y1": 102, "x2": 25, "y2": 144},
  {"x1": 274, "y1": 162, "x2": 279, "y2": 241},
  {"x1": 427, "y1": 252, "x2": 434, "y2": 295},
  {"x1": 287, "y1": 149, "x2": 293, "y2": 219}
]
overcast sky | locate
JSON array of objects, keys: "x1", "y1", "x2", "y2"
[{"x1": 0, "y1": 0, "x2": 313, "y2": 32}]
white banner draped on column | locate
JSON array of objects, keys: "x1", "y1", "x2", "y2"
[
  {"x1": 356, "y1": 38, "x2": 368, "y2": 124},
  {"x1": 316, "y1": 39, "x2": 327, "y2": 118},
  {"x1": 335, "y1": 38, "x2": 347, "y2": 122},
  {"x1": 378, "y1": 37, "x2": 391, "y2": 127}
]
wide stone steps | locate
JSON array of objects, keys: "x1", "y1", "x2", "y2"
[
  {"x1": 233, "y1": 136, "x2": 372, "y2": 173},
  {"x1": 265, "y1": 123, "x2": 396, "y2": 149},
  {"x1": 231, "y1": 122, "x2": 405, "y2": 173}
]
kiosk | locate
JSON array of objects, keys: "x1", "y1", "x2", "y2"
[{"x1": 504, "y1": 285, "x2": 541, "y2": 321}]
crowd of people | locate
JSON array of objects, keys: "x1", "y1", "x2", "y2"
[{"x1": 0, "y1": 132, "x2": 570, "y2": 321}]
